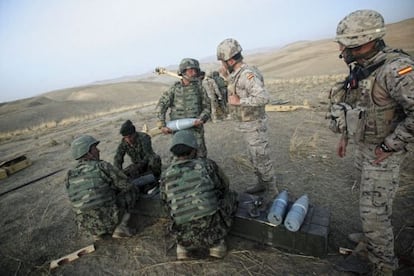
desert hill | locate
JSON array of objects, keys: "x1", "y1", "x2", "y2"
[{"x1": 0, "y1": 18, "x2": 413, "y2": 134}]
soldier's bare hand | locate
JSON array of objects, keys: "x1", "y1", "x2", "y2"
[
  {"x1": 161, "y1": 127, "x2": 172, "y2": 134},
  {"x1": 373, "y1": 146, "x2": 393, "y2": 165},
  {"x1": 228, "y1": 94, "x2": 241, "y2": 105},
  {"x1": 337, "y1": 137, "x2": 348, "y2": 158},
  {"x1": 193, "y1": 119, "x2": 203, "y2": 127}
]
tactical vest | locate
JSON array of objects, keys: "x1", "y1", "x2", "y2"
[
  {"x1": 66, "y1": 161, "x2": 116, "y2": 214},
  {"x1": 162, "y1": 159, "x2": 218, "y2": 225},
  {"x1": 169, "y1": 81, "x2": 203, "y2": 120},
  {"x1": 345, "y1": 49, "x2": 407, "y2": 143},
  {"x1": 229, "y1": 65, "x2": 266, "y2": 122}
]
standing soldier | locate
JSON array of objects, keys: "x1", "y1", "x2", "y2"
[
  {"x1": 156, "y1": 58, "x2": 211, "y2": 158},
  {"x1": 211, "y1": 70, "x2": 229, "y2": 116},
  {"x1": 200, "y1": 71, "x2": 223, "y2": 123},
  {"x1": 216, "y1": 38, "x2": 278, "y2": 202},
  {"x1": 327, "y1": 10, "x2": 414, "y2": 275},
  {"x1": 66, "y1": 135, "x2": 137, "y2": 240}
]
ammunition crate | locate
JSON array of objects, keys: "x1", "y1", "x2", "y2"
[
  {"x1": 0, "y1": 155, "x2": 32, "y2": 179},
  {"x1": 133, "y1": 191, "x2": 330, "y2": 257}
]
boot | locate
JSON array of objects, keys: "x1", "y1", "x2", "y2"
[
  {"x1": 209, "y1": 239, "x2": 227, "y2": 258},
  {"x1": 176, "y1": 244, "x2": 189, "y2": 260},
  {"x1": 112, "y1": 213, "x2": 136, "y2": 238},
  {"x1": 372, "y1": 265, "x2": 394, "y2": 276},
  {"x1": 334, "y1": 254, "x2": 370, "y2": 274}
]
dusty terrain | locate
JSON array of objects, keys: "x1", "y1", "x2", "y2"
[{"x1": 0, "y1": 18, "x2": 413, "y2": 276}]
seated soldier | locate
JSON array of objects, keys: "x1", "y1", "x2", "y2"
[
  {"x1": 65, "y1": 135, "x2": 137, "y2": 240},
  {"x1": 114, "y1": 120, "x2": 162, "y2": 192},
  {"x1": 160, "y1": 130, "x2": 238, "y2": 260}
]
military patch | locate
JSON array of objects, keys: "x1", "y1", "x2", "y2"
[
  {"x1": 397, "y1": 66, "x2": 412, "y2": 76},
  {"x1": 247, "y1": 73, "x2": 255, "y2": 80}
]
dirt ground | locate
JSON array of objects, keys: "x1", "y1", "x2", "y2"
[{"x1": 0, "y1": 79, "x2": 413, "y2": 276}]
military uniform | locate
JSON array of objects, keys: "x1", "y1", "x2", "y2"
[
  {"x1": 114, "y1": 131, "x2": 162, "y2": 178},
  {"x1": 328, "y1": 10, "x2": 414, "y2": 273},
  {"x1": 228, "y1": 63, "x2": 276, "y2": 191},
  {"x1": 156, "y1": 80, "x2": 211, "y2": 157},
  {"x1": 160, "y1": 157, "x2": 238, "y2": 249},
  {"x1": 65, "y1": 159, "x2": 136, "y2": 236},
  {"x1": 202, "y1": 76, "x2": 222, "y2": 122}
]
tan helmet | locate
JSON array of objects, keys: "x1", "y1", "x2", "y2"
[
  {"x1": 335, "y1": 9, "x2": 386, "y2": 48},
  {"x1": 217, "y1": 38, "x2": 242, "y2": 61}
]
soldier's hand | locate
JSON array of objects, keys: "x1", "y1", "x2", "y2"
[
  {"x1": 193, "y1": 119, "x2": 203, "y2": 127},
  {"x1": 228, "y1": 94, "x2": 241, "y2": 105},
  {"x1": 161, "y1": 127, "x2": 172, "y2": 134},
  {"x1": 373, "y1": 146, "x2": 393, "y2": 165},
  {"x1": 337, "y1": 136, "x2": 348, "y2": 158}
]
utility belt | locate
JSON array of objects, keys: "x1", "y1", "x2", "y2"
[{"x1": 229, "y1": 105, "x2": 265, "y2": 122}]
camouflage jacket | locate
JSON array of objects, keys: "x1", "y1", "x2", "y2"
[
  {"x1": 113, "y1": 131, "x2": 159, "y2": 169},
  {"x1": 202, "y1": 77, "x2": 222, "y2": 100},
  {"x1": 329, "y1": 47, "x2": 414, "y2": 151},
  {"x1": 156, "y1": 80, "x2": 211, "y2": 127}
]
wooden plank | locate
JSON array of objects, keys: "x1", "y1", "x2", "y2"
[{"x1": 50, "y1": 244, "x2": 95, "y2": 269}]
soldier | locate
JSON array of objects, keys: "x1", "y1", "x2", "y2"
[
  {"x1": 65, "y1": 135, "x2": 137, "y2": 240},
  {"x1": 156, "y1": 58, "x2": 211, "y2": 158},
  {"x1": 327, "y1": 10, "x2": 414, "y2": 275},
  {"x1": 211, "y1": 70, "x2": 229, "y2": 116},
  {"x1": 199, "y1": 71, "x2": 223, "y2": 123},
  {"x1": 160, "y1": 130, "x2": 238, "y2": 260},
  {"x1": 216, "y1": 38, "x2": 278, "y2": 202},
  {"x1": 114, "y1": 120, "x2": 162, "y2": 183}
]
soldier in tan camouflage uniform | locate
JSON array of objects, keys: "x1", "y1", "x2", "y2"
[
  {"x1": 199, "y1": 71, "x2": 223, "y2": 123},
  {"x1": 160, "y1": 130, "x2": 238, "y2": 260},
  {"x1": 66, "y1": 135, "x2": 137, "y2": 240},
  {"x1": 327, "y1": 10, "x2": 414, "y2": 275},
  {"x1": 156, "y1": 58, "x2": 211, "y2": 158},
  {"x1": 216, "y1": 38, "x2": 278, "y2": 201}
]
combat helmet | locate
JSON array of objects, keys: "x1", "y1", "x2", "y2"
[
  {"x1": 178, "y1": 58, "x2": 200, "y2": 76},
  {"x1": 71, "y1": 135, "x2": 100, "y2": 160},
  {"x1": 170, "y1": 130, "x2": 198, "y2": 151},
  {"x1": 335, "y1": 9, "x2": 386, "y2": 48},
  {"x1": 217, "y1": 38, "x2": 242, "y2": 61}
]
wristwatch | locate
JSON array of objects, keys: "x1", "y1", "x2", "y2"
[{"x1": 380, "y1": 142, "x2": 394, "y2": 153}]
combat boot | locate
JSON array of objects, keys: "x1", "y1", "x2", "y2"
[
  {"x1": 209, "y1": 239, "x2": 227, "y2": 258},
  {"x1": 112, "y1": 213, "x2": 136, "y2": 238},
  {"x1": 176, "y1": 244, "x2": 189, "y2": 260}
]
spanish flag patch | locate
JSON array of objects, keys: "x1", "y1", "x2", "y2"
[
  {"x1": 398, "y1": 66, "x2": 413, "y2": 76},
  {"x1": 247, "y1": 73, "x2": 255, "y2": 80}
]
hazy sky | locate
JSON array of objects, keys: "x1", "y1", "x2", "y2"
[{"x1": 0, "y1": 0, "x2": 413, "y2": 103}]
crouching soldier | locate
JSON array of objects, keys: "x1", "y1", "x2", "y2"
[
  {"x1": 114, "y1": 120, "x2": 162, "y2": 185},
  {"x1": 160, "y1": 130, "x2": 238, "y2": 260},
  {"x1": 66, "y1": 135, "x2": 137, "y2": 241}
]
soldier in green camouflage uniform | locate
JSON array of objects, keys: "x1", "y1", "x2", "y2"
[
  {"x1": 114, "y1": 120, "x2": 162, "y2": 181},
  {"x1": 156, "y1": 58, "x2": 211, "y2": 158},
  {"x1": 66, "y1": 135, "x2": 137, "y2": 240},
  {"x1": 160, "y1": 130, "x2": 238, "y2": 260},
  {"x1": 327, "y1": 10, "x2": 414, "y2": 275},
  {"x1": 216, "y1": 38, "x2": 278, "y2": 201}
]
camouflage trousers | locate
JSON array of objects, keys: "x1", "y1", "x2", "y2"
[
  {"x1": 237, "y1": 117, "x2": 275, "y2": 183},
  {"x1": 354, "y1": 142, "x2": 406, "y2": 270},
  {"x1": 171, "y1": 190, "x2": 238, "y2": 249},
  {"x1": 75, "y1": 204, "x2": 122, "y2": 236}
]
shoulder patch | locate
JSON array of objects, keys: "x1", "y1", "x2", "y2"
[
  {"x1": 398, "y1": 66, "x2": 412, "y2": 76},
  {"x1": 246, "y1": 73, "x2": 255, "y2": 80}
]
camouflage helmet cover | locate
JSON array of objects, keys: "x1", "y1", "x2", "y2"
[
  {"x1": 217, "y1": 38, "x2": 242, "y2": 61},
  {"x1": 71, "y1": 135, "x2": 100, "y2": 159},
  {"x1": 170, "y1": 130, "x2": 198, "y2": 150},
  {"x1": 335, "y1": 9, "x2": 386, "y2": 48},
  {"x1": 178, "y1": 58, "x2": 200, "y2": 76}
]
